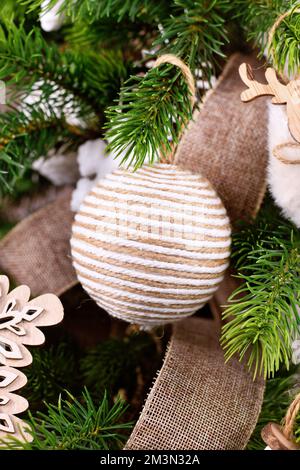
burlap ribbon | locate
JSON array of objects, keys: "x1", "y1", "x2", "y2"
[
  {"x1": 0, "y1": 188, "x2": 77, "y2": 297},
  {"x1": 175, "y1": 53, "x2": 268, "y2": 222},
  {"x1": 0, "y1": 53, "x2": 268, "y2": 449},
  {"x1": 125, "y1": 317, "x2": 264, "y2": 450}
]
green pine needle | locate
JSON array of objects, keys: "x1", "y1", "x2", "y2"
[
  {"x1": 247, "y1": 365, "x2": 300, "y2": 450},
  {"x1": 106, "y1": 63, "x2": 193, "y2": 169},
  {"x1": 24, "y1": 342, "x2": 78, "y2": 408},
  {"x1": 221, "y1": 216, "x2": 300, "y2": 379},
  {"x1": 0, "y1": 389, "x2": 132, "y2": 450}
]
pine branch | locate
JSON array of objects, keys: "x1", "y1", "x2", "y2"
[
  {"x1": 221, "y1": 216, "x2": 300, "y2": 379},
  {"x1": 0, "y1": 389, "x2": 132, "y2": 450},
  {"x1": 0, "y1": 106, "x2": 83, "y2": 195},
  {"x1": 156, "y1": 0, "x2": 230, "y2": 77},
  {"x1": 106, "y1": 0, "x2": 232, "y2": 168},
  {"x1": 21, "y1": 0, "x2": 170, "y2": 23},
  {"x1": 234, "y1": 0, "x2": 300, "y2": 75},
  {"x1": 24, "y1": 342, "x2": 78, "y2": 408},
  {"x1": 80, "y1": 332, "x2": 158, "y2": 397},
  {"x1": 65, "y1": 17, "x2": 154, "y2": 50},
  {"x1": 106, "y1": 64, "x2": 193, "y2": 169},
  {"x1": 247, "y1": 365, "x2": 300, "y2": 450},
  {"x1": 0, "y1": 22, "x2": 130, "y2": 115}
]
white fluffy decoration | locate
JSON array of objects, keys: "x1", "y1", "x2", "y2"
[
  {"x1": 71, "y1": 139, "x2": 121, "y2": 212},
  {"x1": 268, "y1": 103, "x2": 300, "y2": 228},
  {"x1": 40, "y1": 0, "x2": 65, "y2": 32},
  {"x1": 33, "y1": 150, "x2": 79, "y2": 186}
]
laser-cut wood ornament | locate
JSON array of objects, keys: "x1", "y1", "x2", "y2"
[
  {"x1": 239, "y1": 63, "x2": 300, "y2": 144},
  {"x1": 0, "y1": 275, "x2": 64, "y2": 445}
]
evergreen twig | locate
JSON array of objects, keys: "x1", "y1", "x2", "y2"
[
  {"x1": 234, "y1": 0, "x2": 300, "y2": 75},
  {"x1": 221, "y1": 217, "x2": 300, "y2": 379},
  {"x1": 0, "y1": 389, "x2": 132, "y2": 450},
  {"x1": 247, "y1": 366, "x2": 300, "y2": 450}
]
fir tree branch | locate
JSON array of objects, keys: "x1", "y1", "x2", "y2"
[
  {"x1": 106, "y1": 64, "x2": 193, "y2": 169},
  {"x1": 20, "y1": 0, "x2": 170, "y2": 23},
  {"x1": 0, "y1": 389, "x2": 132, "y2": 450},
  {"x1": 0, "y1": 106, "x2": 83, "y2": 195},
  {"x1": 247, "y1": 365, "x2": 300, "y2": 450},
  {"x1": 234, "y1": 0, "x2": 300, "y2": 75},
  {"x1": 221, "y1": 217, "x2": 300, "y2": 379},
  {"x1": 156, "y1": 0, "x2": 230, "y2": 77},
  {"x1": 80, "y1": 332, "x2": 159, "y2": 397},
  {"x1": 24, "y1": 342, "x2": 78, "y2": 408},
  {"x1": 106, "y1": 0, "x2": 232, "y2": 168},
  {"x1": 0, "y1": 22, "x2": 130, "y2": 115}
]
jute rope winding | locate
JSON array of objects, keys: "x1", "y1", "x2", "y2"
[
  {"x1": 272, "y1": 142, "x2": 300, "y2": 165},
  {"x1": 262, "y1": 392, "x2": 300, "y2": 449},
  {"x1": 153, "y1": 54, "x2": 196, "y2": 163},
  {"x1": 282, "y1": 392, "x2": 300, "y2": 442}
]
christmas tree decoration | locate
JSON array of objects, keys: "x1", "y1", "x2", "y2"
[
  {"x1": 71, "y1": 163, "x2": 231, "y2": 327},
  {"x1": 262, "y1": 393, "x2": 300, "y2": 450},
  {"x1": 239, "y1": 63, "x2": 300, "y2": 144},
  {"x1": 3, "y1": 0, "x2": 300, "y2": 453},
  {"x1": 71, "y1": 138, "x2": 121, "y2": 212},
  {"x1": 71, "y1": 55, "x2": 231, "y2": 328},
  {"x1": 0, "y1": 275, "x2": 64, "y2": 444},
  {"x1": 240, "y1": 63, "x2": 300, "y2": 228}
]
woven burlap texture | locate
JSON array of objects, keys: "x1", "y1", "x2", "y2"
[
  {"x1": 175, "y1": 53, "x2": 268, "y2": 222},
  {"x1": 125, "y1": 317, "x2": 265, "y2": 450},
  {"x1": 0, "y1": 189, "x2": 77, "y2": 297}
]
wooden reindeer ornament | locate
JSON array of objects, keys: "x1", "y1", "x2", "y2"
[
  {"x1": 0, "y1": 275, "x2": 64, "y2": 445},
  {"x1": 239, "y1": 63, "x2": 300, "y2": 144}
]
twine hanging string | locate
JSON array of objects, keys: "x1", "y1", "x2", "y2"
[
  {"x1": 262, "y1": 392, "x2": 300, "y2": 450},
  {"x1": 282, "y1": 392, "x2": 300, "y2": 443},
  {"x1": 267, "y1": 7, "x2": 300, "y2": 165},
  {"x1": 153, "y1": 54, "x2": 196, "y2": 164}
]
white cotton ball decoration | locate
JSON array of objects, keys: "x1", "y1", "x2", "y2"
[
  {"x1": 77, "y1": 139, "x2": 119, "y2": 178},
  {"x1": 268, "y1": 104, "x2": 300, "y2": 228},
  {"x1": 72, "y1": 139, "x2": 121, "y2": 211},
  {"x1": 40, "y1": 0, "x2": 65, "y2": 32},
  {"x1": 71, "y1": 163, "x2": 231, "y2": 328},
  {"x1": 33, "y1": 151, "x2": 79, "y2": 186},
  {"x1": 71, "y1": 177, "x2": 97, "y2": 212}
]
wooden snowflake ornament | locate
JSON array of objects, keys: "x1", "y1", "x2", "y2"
[
  {"x1": 239, "y1": 63, "x2": 300, "y2": 143},
  {"x1": 0, "y1": 275, "x2": 64, "y2": 444}
]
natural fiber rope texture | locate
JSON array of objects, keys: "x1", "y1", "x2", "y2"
[
  {"x1": 154, "y1": 54, "x2": 196, "y2": 163},
  {"x1": 71, "y1": 163, "x2": 231, "y2": 328},
  {"x1": 272, "y1": 142, "x2": 300, "y2": 164},
  {"x1": 154, "y1": 54, "x2": 196, "y2": 109},
  {"x1": 283, "y1": 392, "x2": 300, "y2": 441}
]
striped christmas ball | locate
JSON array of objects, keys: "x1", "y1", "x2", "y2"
[{"x1": 71, "y1": 163, "x2": 231, "y2": 327}]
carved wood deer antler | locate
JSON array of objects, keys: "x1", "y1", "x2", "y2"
[{"x1": 239, "y1": 63, "x2": 300, "y2": 143}]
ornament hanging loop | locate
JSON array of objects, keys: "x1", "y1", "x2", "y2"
[
  {"x1": 262, "y1": 392, "x2": 300, "y2": 450},
  {"x1": 268, "y1": 6, "x2": 300, "y2": 83},
  {"x1": 153, "y1": 54, "x2": 196, "y2": 164}
]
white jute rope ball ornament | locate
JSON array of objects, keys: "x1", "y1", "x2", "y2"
[
  {"x1": 71, "y1": 164, "x2": 231, "y2": 327},
  {"x1": 71, "y1": 55, "x2": 231, "y2": 328}
]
